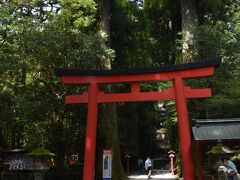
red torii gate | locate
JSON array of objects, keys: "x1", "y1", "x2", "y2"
[{"x1": 55, "y1": 58, "x2": 221, "y2": 180}]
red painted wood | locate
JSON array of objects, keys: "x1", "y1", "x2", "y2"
[
  {"x1": 131, "y1": 82, "x2": 140, "y2": 93},
  {"x1": 61, "y1": 67, "x2": 214, "y2": 84},
  {"x1": 170, "y1": 156, "x2": 174, "y2": 175},
  {"x1": 59, "y1": 65, "x2": 217, "y2": 180},
  {"x1": 184, "y1": 87, "x2": 211, "y2": 98},
  {"x1": 83, "y1": 83, "x2": 98, "y2": 180},
  {"x1": 65, "y1": 88, "x2": 211, "y2": 104},
  {"x1": 66, "y1": 88, "x2": 174, "y2": 104},
  {"x1": 168, "y1": 150, "x2": 175, "y2": 175},
  {"x1": 65, "y1": 92, "x2": 88, "y2": 104},
  {"x1": 174, "y1": 77, "x2": 195, "y2": 180}
]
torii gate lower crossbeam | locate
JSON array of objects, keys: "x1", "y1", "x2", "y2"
[{"x1": 55, "y1": 57, "x2": 221, "y2": 180}]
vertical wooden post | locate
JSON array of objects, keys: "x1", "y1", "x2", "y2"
[
  {"x1": 174, "y1": 78, "x2": 195, "y2": 180},
  {"x1": 83, "y1": 83, "x2": 99, "y2": 180},
  {"x1": 125, "y1": 154, "x2": 131, "y2": 175},
  {"x1": 170, "y1": 156, "x2": 174, "y2": 175},
  {"x1": 196, "y1": 142, "x2": 203, "y2": 180},
  {"x1": 168, "y1": 150, "x2": 175, "y2": 175}
]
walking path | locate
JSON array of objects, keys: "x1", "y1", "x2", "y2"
[
  {"x1": 128, "y1": 170, "x2": 178, "y2": 180},
  {"x1": 128, "y1": 173, "x2": 177, "y2": 179}
]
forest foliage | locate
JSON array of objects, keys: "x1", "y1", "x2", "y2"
[{"x1": 0, "y1": 0, "x2": 240, "y2": 179}]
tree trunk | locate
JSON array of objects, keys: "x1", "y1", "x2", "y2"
[
  {"x1": 176, "y1": 0, "x2": 199, "y2": 177},
  {"x1": 98, "y1": 0, "x2": 126, "y2": 179},
  {"x1": 99, "y1": 0, "x2": 111, "y2": 69},
  {"x1": 51, "y1": 110, "x2": 65, "y2": 169},
  {"x1": 180, "y1": 0, "x2": 198, "y2": 63}
]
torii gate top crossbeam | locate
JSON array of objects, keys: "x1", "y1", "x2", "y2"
[
  {"x1": 55, "y1": 58, "x2": 220, "y2": 84},
  {"x1": 54, "y1": 58, "x2": 221, "y2": 104},
  {"x1": 55, "y1": 57, "x2": 220, "y2": 79}
]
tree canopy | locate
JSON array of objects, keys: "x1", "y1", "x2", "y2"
[{"x1": 0, "y1": 0, "x2": 240, "y2": 179}]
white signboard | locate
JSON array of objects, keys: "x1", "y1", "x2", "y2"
[{"x1": 103, "y1": 150, "x2": 112, "y2": 180}]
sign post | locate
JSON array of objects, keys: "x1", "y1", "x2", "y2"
[{"x1": 103, "y1": 150, "x2": 112, "y2": 180}]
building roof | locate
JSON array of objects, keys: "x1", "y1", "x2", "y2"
[{"x1": 192, "y1": 118, "x2": 240, "y2": 141}]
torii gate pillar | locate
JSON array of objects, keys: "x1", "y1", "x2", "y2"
[
  {"x1": 84, "y1": 83, "x2": 99, "y2": 179},
  {"x1": 174, "y1": 77, "x2": 194, "y2": 178},
  {"x1": 55, "y1": 58, "x2": 221, "y2": 180}
]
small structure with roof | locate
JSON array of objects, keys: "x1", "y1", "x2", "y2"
[
  {"x1": 192, "y1": 118, "x2": 240, "y2": 180},
  {"x1": 2, "y1": 149, "x2": 32, "y2": 171}
]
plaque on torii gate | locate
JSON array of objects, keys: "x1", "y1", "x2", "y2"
[{"x1": 55, "y1": 57, "x2": 221, "y2": 180}]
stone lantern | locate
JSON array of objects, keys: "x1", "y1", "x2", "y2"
[{"x1": 25, "y1": 148, "x2": 55, "y2": 180}]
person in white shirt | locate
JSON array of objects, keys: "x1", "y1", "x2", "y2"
[{"x1": 145, "y1": 156, "x2": 153, "y2": 179}]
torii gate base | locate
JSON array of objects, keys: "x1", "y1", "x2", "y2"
[{"x1": 55, "y1": 58, "x2": 221, "y2": 180}]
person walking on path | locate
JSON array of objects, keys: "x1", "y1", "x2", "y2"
[{"x1": 145, "y1": 156, "x2": 153, "y2": 179}]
